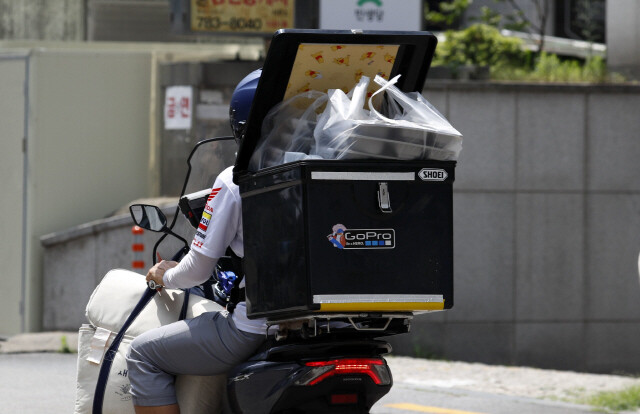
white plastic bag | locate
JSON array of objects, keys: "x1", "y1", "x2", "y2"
[
  {"x1": 253, "y1": 74, "x2": 463, "y2": 171},
  {"x1": 314, "y1": 75, "x2": 463, "y2": 162},
  {"x1": 249, "y1": 91, "x2": 327, "y2": 171},
  {"x1": 312, "y1": 75, "x2": 371, "y2": 159}
]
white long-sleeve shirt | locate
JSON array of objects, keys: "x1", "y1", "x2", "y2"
[{"x1": 163, "y1": 166, "x2": 268, "y2": 335}]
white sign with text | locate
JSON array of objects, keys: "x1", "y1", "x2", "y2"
[
  {"x1": 164, "y1": 86, "x2": 193, "y2": 130},
  {"x1": 319, "y1": 0, "x2": 422, "y2": 31}
]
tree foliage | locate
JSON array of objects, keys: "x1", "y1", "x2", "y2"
[
  {"x1": 434, "y1": 23, "x2": 529, "y2": 70},
  {"x1": 433, "y1": 23, "x2": 619, "y2": 83},
  {"x1": 425, "y1": 0, "x2": 472, "y2": 27},
  {"x1": 572, "y1": 0, "x2": 605, "y2": 44}
]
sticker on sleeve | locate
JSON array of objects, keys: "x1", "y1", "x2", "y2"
[
  {"x1": 193, "y1": 188, "x2": 221, "y2": 246},
  {"x1": 199, "y1": 211, "x2": 211, "y2": 232}
]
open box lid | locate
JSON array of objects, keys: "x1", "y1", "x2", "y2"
[{"x1": 233, "y1": 29, "x2": 438, "y2": 179}]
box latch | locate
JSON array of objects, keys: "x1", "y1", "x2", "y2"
[{"x1": 377, "y1": 182, "x2": 392, "y2": 213}]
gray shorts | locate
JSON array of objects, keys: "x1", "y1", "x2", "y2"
[{"x1": 126, "y1": 311, "x2": 265, "y2": 406}]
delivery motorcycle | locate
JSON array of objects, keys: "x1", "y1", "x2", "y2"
[
  {"x1": 129, "y1": 136, "x2": 412, "y2": 414},
  {"x1": 90, "y1": 29, "x2": 457, "y2": 414}
]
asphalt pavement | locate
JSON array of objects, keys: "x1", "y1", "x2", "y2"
[
  {"x1": 2, "y1": 332, "x2": 639, "y2": 414},
  {"x1": 0, "y1": 352, "x2": 609, "y2": 414},
  {"x1": 0, "y1": 353, "x2": 77, "y2": 413}
]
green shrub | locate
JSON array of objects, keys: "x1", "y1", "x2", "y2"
[
  {"x1": 433, "y1": 22, "x2": 627, "y2": 83},
  {"x1": 435, "y1": 25, "x2": 624, "y2": 83},
  {"x1": 493, "y1": 53, "x2": 613, "y2": 83},
  {"x1": 581, "y1": 55, "x2": 608, "y2": 82},
  {"x1": 434, "y1": 24, "x2": 530, "y2": 73},
  {"x1": 60, "y1": 335, "x2": 72, "y2": 353},
  {"x1": 530, "y1": 53, "x2": 584, "y2": 82},
  {"x1": 585, "y1": 385, "x2": 640, "y2": 412}
]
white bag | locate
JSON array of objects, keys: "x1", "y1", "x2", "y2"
[
  {"x1": 314, "y1": 75, "x2": 463, "y2": 162},
  {"x1": 74, "y1": 269, "x2": 226, "y2": 414},
  {"x1": 252, "y1": 75, "x2": 463, "y2": 171},
  {"x1": 249, "y1": 90, "x2": 328, "y2": 171}
]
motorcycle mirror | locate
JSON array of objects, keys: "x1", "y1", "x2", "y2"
[{"x1": 129, "y1": 204, "x2": 168, "y2": 233}]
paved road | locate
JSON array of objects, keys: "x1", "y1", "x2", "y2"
[
  {"x1": 0, "y1": 353, "x2": 77, "y2": 413},
  {"x1": 0, "y1": 353, "x2": 602, "y2": 414},
  {"x1": 372, "y1": 383, "x2": 597, "y2": 414}
]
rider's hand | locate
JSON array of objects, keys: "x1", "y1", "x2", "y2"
[{"x1": 146, "y1": 260, "x2": 178, "y2": 290}]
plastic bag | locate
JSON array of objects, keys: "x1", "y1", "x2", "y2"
[
  {"x1": 313, "y1": 75, "x2": 371, "y2": 159},
  {"x1": 314, "y1": 75, "x2": 462, "y2": 162},
  {"x1": 252, "y1": 75, "x2": 463, "y2": 171},
  {"x1": 248, "y1": 90, "x2": 327, "y2": 171}
]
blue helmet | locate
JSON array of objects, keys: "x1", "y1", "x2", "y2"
[{"x1": 229, "y1": 69, "x2": 261, "y2": 141}]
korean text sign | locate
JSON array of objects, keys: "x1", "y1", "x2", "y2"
[
  {"x1": 190, "y1": 0, "x2": 294, "y2": 33},
  {"x1": 164, "y1": 86, "x2": 193, "y2": 130},
  {"x1": 320, "y1": 0, "x2": 422, "y2": 31}
]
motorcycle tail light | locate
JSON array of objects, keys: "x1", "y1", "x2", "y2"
[{"x1": 295, "y1": 358, "x2": 391, "y2": 386}]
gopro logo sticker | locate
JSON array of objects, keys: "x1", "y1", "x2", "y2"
[
  {"x1": 328, "y1": 224, "x2": 395, "y2": 250},
  {"x1": 418, "y1": 168, "x2": 448, "y2": 181}
]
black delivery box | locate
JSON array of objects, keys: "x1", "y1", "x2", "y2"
[{"x1": 234, "y1": 29, "x2": 454, "y2": 320}]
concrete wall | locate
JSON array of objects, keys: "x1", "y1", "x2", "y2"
[
  {"x1": 0, "y1": 0, "x2": 84, "y2": 41},
  {"x1": 0, "y1": 45, "x2": 155, "y2": 336},
  {"x1": 606, "y1": 0, "x2": 640, "y2": 79},
  {"x1": 40, "y1": 205, "x2": 193, "y2": 331},
  {"x1": 387, "y1": 81, "x2": 640, "y2": 374},
  {"x1": 40, "y1": 80, "x2": 640, "y2": 373},
  {"x1": 22, "y1": 49, "x2": 154, "y2": 334}
]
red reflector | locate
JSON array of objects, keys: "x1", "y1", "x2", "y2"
[
  {"x1": 331, "y1": 393, "x2": 358, "y2": 405},
  {"x1": 305, "y1": 358, "x2": 385, "y2": 385},
  {"x1": 131, "y1": 260, "x2": 146, "y2": 269}
]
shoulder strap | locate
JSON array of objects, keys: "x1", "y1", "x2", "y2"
[{"x1": 178, "y1": 289, "x2": 190, "y2": 321}]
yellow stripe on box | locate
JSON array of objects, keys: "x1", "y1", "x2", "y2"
[{"x1": 318, "y1": 302, "x2": 444, "y2": 312}]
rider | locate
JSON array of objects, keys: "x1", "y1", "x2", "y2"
[{"x1": 126, "y1": 69, "x2": 264, "y2": 414}]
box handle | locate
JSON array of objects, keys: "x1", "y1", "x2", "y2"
[{"x1": 377, "y1": 182, "x2": 392, "y2": 213}]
